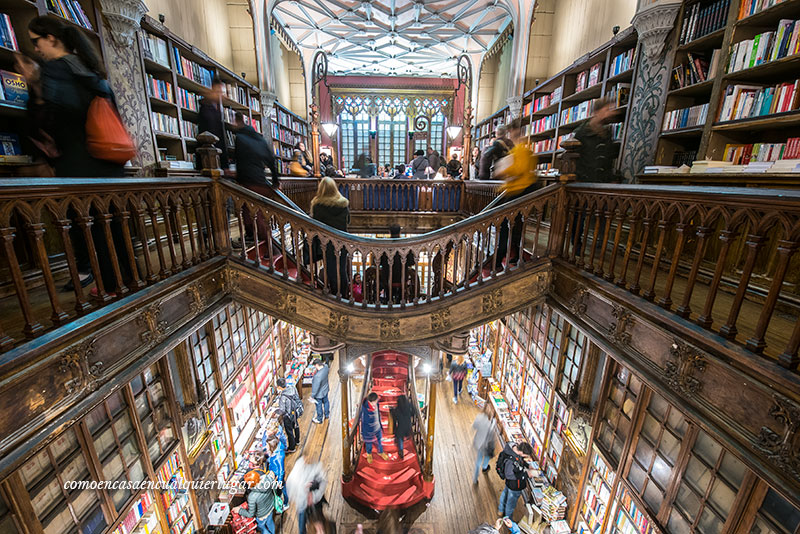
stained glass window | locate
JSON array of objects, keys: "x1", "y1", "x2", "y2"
[{"x1": 377, "y1": 111, "x2": 407, "y2": 167}]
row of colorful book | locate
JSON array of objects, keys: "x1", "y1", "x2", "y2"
[
  {"x1": 575, "y1": 62, "x2": 603, "y2": 93},
  {"x1": 723, "y1": 138, "x2": 800, "y2": 163},
  {"x1": 739, "y1": 0, "x2": 791, "y2": 19},
  {"x1": 0, "y1": 13, "x2": 18, "y2": 51},
  {"x1": 147, "y1": 74, "x2": 173, "y2": 103},
  {"x1": 143, "y1": 32, "x2": 170, "y2": 67},
  {"x1": 727, "y1": 19, "x2": 800, "y2": 74},
  {"x1": 173, "y1": 47, "x2": 214, "y2": 88},
  {"x1": 46, "y1": 0, "x2": 93, "y2": 31},
  {"x1": 718, "y1": 80, "x2": 800, "y2": 122},
  {"x1": 530, "y1": 112, "x2": 559, "y2": 135},
  {"x1": 177, "y1": 87, "x2": 200, "y2": 111},
  {"x1": 561, "y1": 100, "x2": 594, "y2": 126},
  {"x1": 152, "y1": 112, "x2": 179, "y2": 135},
  {"x1": 662, "y1": 103, "x2": 709, "y2": 130},
  {"x1": 609, "y1": 48, "x2": 635, "y2": 78},
  {"x1": 679, "y1": 0, "x2": 730, "y2": 44}
]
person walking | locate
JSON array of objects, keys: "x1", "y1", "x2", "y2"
[
  {"x1": 234, "y1": 111, "x2": 279, "y2": 188},
  {"x1": 262, "y1": 420, "x2": 288, "y2": 502},
  {"x1": 310, "y1": 358, "x2": 330, "y2": 424},
  {"x1": 573, "y1": 99, "x2": 619, "y2": 183},
  {"x1": 23, "y1": 16, "x2": 131, "y2": 295},
  {"x1": 450, "y1": 354, "x2": 468, "y2": 403},
  {"x1": 198, "y1": 77, "x2": 229, "y2": 169},
  {"x1": 497, "y1": 441, "x2": 535, "y2": 519},
  {"x1": 310, "y1": 177, "x2": 351, "y2": 297},
  {"x1": 390, "y1": 395, "x2": 413, "y2": 460},
  {"x1": 286, "y1": 451, "x2": 327, "y2": 534},
  {"x1": 472, "y1": 405, "x2": 496, "y2": 483},
  {"x1": 276, "y1": 378, "x2": 303, "y2": 452},
  {"x1": 235, "y1": 469, "x2": 277, "y2": 534},
  {"x1": 360, "y1": 392, "x2": 389, "y2": 464},
  {"x1": 478, "y1": 125, "x2": 514, "y2": 180},
  {"x1": 447, "y1": 153, "x2": 462, "y2": 178},
  {"x1": 410, "y1": 149, "x2": 429, "y2": 179}
]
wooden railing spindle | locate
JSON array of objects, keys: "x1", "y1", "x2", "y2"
[
  {"x1": 0, "y1": 227, "x2": 44, "y2": 338},
  {"x1": 719, "y1": 234, "x2": 766, "y2": 340},
  {"x1": 746, "y1": 241, "x2": 797, "y2": 354},
  {"x1": 657, "y1": 223, "x2": 689, "y2": 310}
]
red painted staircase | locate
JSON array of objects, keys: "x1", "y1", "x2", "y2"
[{"x1": 342, "y1": 351, "x2": 434, "y2": 511}]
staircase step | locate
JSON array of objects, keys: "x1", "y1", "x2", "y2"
[
  {"x1": 353, "y1": 464, "x2": 421, "y2": 490},
  {"x1": 347, "y1": 483, "x2": 426, "y2": 511}
]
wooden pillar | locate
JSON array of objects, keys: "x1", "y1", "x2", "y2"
[
  {"x1": 423, "y1": 377, "x2": 438, "y2": 481},
  {"x1": 577, "y1": 342, "x2": 602, "y2": 407},
  {"x1": 340, "y1": 350, "x2": 353, "y2": 481}
]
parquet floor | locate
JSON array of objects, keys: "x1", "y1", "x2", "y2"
[{"x1": 276, "y1": 352, "x2": 514, "y2": 533}]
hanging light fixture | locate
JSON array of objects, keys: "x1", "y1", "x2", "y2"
[
  {"x1": 447, "y1": 125, "x2": 462, "y2": 139},
  {"x1": 322, "y1": 123, "x2": 338, "y2": 136}
]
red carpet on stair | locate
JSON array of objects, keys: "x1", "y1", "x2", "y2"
[{"x1": 342, "y1": 351, "x2": 434, "y2": 511}]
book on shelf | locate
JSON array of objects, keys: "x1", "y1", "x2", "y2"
[
  {"x1": 679, "y1": 0, "x2": 730, "y2": 44},
  {"x1": 46, "y1": 0, "x2": 93, "y2": 31},
  {"x1": 724, "y1": 137, "x2": 800, "y2": 163},
  {"x1": 610, "y1": 121, "x2": 624, "y2": 140},
  {"x1": 531, "y1": 113, "x2": 559, "y2": 135},
  {"x1": 561, "y1": 100, "x2": 594, "y2": 125},
  {"x1": 173, "y1": 47, "x2": 214, "y2": 87},
  {"x1": 146, "y1": 74, "x2": 173, "y2": 103},
  {"x1": 152, "y1": 112, "x2": 179, "y2": 135},
  {"x1": 662, "y1": 103, "x2": 709, "y2": 130},
  {"x1": 739, "y1": 0, "x2": 791, "y2": 19},
  {"x1": 177, "y1": 87, "x2": 200, "y2": 111},
  {"x1": 0, "y1": 133, "x2": 22, "y2": 156},
  {"x1": 673, "y1": 50, "x2": 719, "y2": 88},
  {"x1": 0, "y1": 14, "x2": 19, "y2": 51},
  {"x1": 142, "y1": 33, "x2": 170, "y2": 67},
  {"x1": 588, "y1": 62, "x2": 603, "y2": 87},
  {"x1": 727, "y1": 19, "x2": 800, "y2": 74},
  {"x1": 608, "y1": 83, "x2": 631, "y2": 108},
  {"x1": 672, "y1": 150, "x2": 698, "y2": 166},
  {"x1": 610, "y1": 48, "x2": 636, "y2": 77},
  {"x1": 0, "y1": 70, "x2": 27, "y2": 105},
  {"x1": 718, "y1": 80, "x2": 800, "y2": 121}
]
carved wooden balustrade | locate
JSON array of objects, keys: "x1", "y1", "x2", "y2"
[
  {"x1": 0, "y1": 177, "x2": 215, "y2": 351},
  {"x1": 219, "y1": 180, "x2": 559, "y2": 308},
  {"x1": 279, "y1": 177, "x2": 503, "y2": 215},
  {"x1": 559, "y1": 184, "x2": 800, "y2": 370}
]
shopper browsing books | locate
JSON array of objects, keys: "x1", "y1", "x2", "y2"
[{"x1": 496, "y1": 441, "x2": 535, "y2": 520}]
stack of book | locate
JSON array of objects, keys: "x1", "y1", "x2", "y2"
[
  {"x1": 672, "y1": 50, "x2": 720, "y2": 88},
  {"x1": 609, "y1": 48, "x2": 636, "y2": 77},
  {"x1": 727, "y1": 19, "x2": 800, "y2": 73},
  {"x1": 550, "y1": 520, "x2": 571, "y2": 534},
  {"x1": 662, "y1": 103, "x2": 709, "y2": 130},
  {"x1": 539, "y1": 486, "x2": 568, "y2": 521},
  {"x1": 0, "y1": 14, "x2": 18, "y2": 51},
  {"x1": 531, "y1": 113, "x2": 559, "y2": 135},
  {"x1": 177, "y1": 87, "x2": 200, "y2": 111},
  {"x1": 142, "y1": 33, "x2": 170, "y2": 67},
  {"x1": 46, "y1": 0, "x2": 93, "y2": 31},
  {"x1": 739, "y1": 0, "x2": 791, "y2": 19},
  {"x1": 532, "y1": 89, "x2": 560, "y2": 112},
  {"x1": 724, "y1": 138, "x2": 800, "y2": 162},
  {"x1": 679, "y1": 0, "x2": 730, "y2": 44},
  {"x1": 718, "y1": 80, "x2": 800, "y2": 121},
  {"x1": 575, "y1": 63, "x2": 603, "y2": 93}
]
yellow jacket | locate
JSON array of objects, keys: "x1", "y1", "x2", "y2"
[{"x1": 498, "y1": 144, "x2": 539, "y2": 195}]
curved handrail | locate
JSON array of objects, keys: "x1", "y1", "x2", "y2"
[
  {"x1": 346, "y1": 353, "x2": 373, "y2": 444},
  {"x1": 406, "y1": 356, "x2": 427, "y2": 465}
]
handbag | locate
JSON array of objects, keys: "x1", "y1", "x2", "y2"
[
  {"x1": 289, "y1": 160, "x2": 308, "y2": 176},
  {"x1": 85, "y1": 96, "x2": 137, "y2": 164},
  {"x1": 273, "y1": 490, "x2": 285, "y2": 514}
]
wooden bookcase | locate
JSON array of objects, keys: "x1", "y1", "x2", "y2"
[
  {"x1": 654, "y1": 0, "x2": 800, "y2": 169},
  {"x1": 268, "y1": 101, "x2": 309, "y2": 176},
  {"x1": 138, "y1": 15, "x2": 262, "y2": 168},
  {"x1": 473, "y1": 106, "x2": 511, "y2": 153},
  {"x1": 520, "y1": 27, "x2": 640, "y2": 173},
  {"x1": 0, "y1": 0, "x2": 104, "y2": 173}
]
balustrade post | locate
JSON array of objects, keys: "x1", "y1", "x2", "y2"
[
  {"x1": 26, "y1": 223, "x2": 68, "y2": 325},
  {"x1": 697, "y1": 230, "x2": 736, "y2": 328},
  {"x1": 197, "y1": 132, "x2": 231, "y2": 255},
  {"x1": 0, "y1": 227, "x2": 43, "y2": 338},
  {"x1": 745, "y1": 240, "x2": 797, "y2": 353},
  {"x1": 657, "y1": 222, "x2": 688, "y2": 310},
  {"x1": 676, "y1": 226, "x2": 711, "y2": 318},
  {"x1": 55, "y1": 219, "x2": 91, "y2": 313},
  {"x1": 719, "y1": 234, "x2": 765, "y2": 340},
  {"x1": 423, "y1": 375, "x2": 438, "y2": 481},
  {"x1": 339, "y1": 359, "x2": 353, "y2": 481},
  {"x1": 778, "y1": 319, "x2": 800, "y2": 370}
]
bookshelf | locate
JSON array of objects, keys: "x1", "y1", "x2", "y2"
[
  {"x1": 520, "y1": 27, "x2": 639, "y2": 174},
  {"x1": 653, "y1": 0, "x2": 800, "y2": 176},
  {"x1": 606, "y1": 484, "x2": 662, "y2": 534},
  {"x1": 269, "y1": 100, "x2": 309, "y2": 176},
  {"x1": 156, "y1": 451, "x2": 196, "y2": 534},
  {"x1": 472, "y1": 106, "x2": 511, "y2": 153},
  {"x1": 0, "y1": 0, "x2": 105, "y2": 173},
  {"x1": 138, "y1": 16, "x2": 262, "y2": 169},
  {"x1": 576, "y1": 447, "x2": 616, "y2": 534}
]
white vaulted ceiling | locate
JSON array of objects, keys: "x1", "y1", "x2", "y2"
[{"x1": 272, "y1": 0, "x2": 512, "y2": 77}]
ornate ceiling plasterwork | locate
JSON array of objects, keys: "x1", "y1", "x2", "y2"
[{"x1": 271, "y1": 0, "x2": 512, "y2": 77}]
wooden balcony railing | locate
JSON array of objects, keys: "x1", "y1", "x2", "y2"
[
  {"x1": 1, "y1": 175, "x2": 799, "y2": 374},
  {"x1": 559, "y1": 184, "x2": 800, "y2": 369},
  {"x1": 279, "y1": 177, "x2": 503, "y2": 215}
]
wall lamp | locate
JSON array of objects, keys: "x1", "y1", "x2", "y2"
[
  {"x1": 446, "y1": 125, "x2": 462, "y2": 139},
  {"x1": 322, "y1": 123, "x2": 338, "y2": 136}
]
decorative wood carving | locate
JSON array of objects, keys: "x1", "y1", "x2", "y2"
[
  {"x1": 757, "y1": 395, "x2": 800, "y2": 480},
  {"x1": 430, "y1": 308, "x2": 451, "y2": 333},
  {"x1": 380, "y1": 319, "x2": 401, "y2": 340},
  {"x1": 221, "y1": 268, "x2": 241, "y2": 294},
  {"x1": 187, "y1": 282, "x2": 207, "y2": 316},
  {"x1": 277, "y1": 291, "x2": 297, "y2": 316},
  {"x1": 568, "y1": 285, "x2": 589, "y2": 317},
  {"x1": 137, "y1": 303, "x2": 167, "y2": 347},
  {"x1": 664, "y1": 340, "x2": 707, "y2": 396},
  {"x1": 327, "y1": 311, "x2": 350, "y2": 338},
  {"x1": 608, "y1": 304, "x2": 634, "y2": 346},
  {"x1": 482, "y1": 289, "x2": 503, "y2": 315},
  {"x1": 58, "y1": 338, "x2": 103, "y2": 394}
]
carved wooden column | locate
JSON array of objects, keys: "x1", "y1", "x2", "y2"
[
  {"x1": 576, "y1": 342, "x2": 602, "y2": 408},
  {"x1": 619, "y1": 1, "x2": 681, "y2": 181},
  {"x1": 423, "y1": 376, "x2": 438, "y2": 481},
  {"x1": 311, "y1": 51, "x2": 329, "y2": 178},
  {"x1": 197, "y1": 132, "x2": 230, "y2": 255},
  {"x1": 340, "y1": 356, "x2": 353, "y2": 481},
  {"x1": 456, "y1": 55, "x2": 474, "y2": 180}
]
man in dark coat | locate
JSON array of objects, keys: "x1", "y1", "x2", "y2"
[
  {"x1": 446, "y1": 153, "x2": 462, "y2": 178},
  {"x1": 276, "y1": 378, "x2": 302, "y2": 452},
  {"x1": 310, "y1": 359, "x2": 330, "y2": 424},
  {"x1": 427, "y1": 147, "x2": 440, "y2": 172},
  {"x1": 198, "y1": 77, "x2": 229, "y2": 169},
  {"x1": 573, "y1": 99, "x2": 620, "y2": 183},
  {"x1": 234, "y1": 112, "x2": 279, "y2": 187},
  {"x1": 478, "y1": 125, "x2": 514, "y2": 180}
]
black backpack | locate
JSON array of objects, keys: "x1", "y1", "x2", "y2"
[{"x1": 495, "y1": 449, "x2": 512, "y2": 479}]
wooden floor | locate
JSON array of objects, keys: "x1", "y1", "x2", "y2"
[{"x1": 278, "y1": 352, "x2": 513, "y2": 533}]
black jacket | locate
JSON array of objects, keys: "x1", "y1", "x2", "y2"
[
  {"x1": 235, "y1": 125, "x2": 279, "y2": 186},
  {"x1": 501, "y1": 443, "x2": 530, "y2": 490},
  {"x1": 310, "y1": 202, "x2": 350, "y2": 262},
  {"x1": 390, "y1": 400, "x2": 413, "y2": 439},
  {"x1": 198, "y1": 97, "x2": 228, "y2": 168},
  {"x1": 478, "y1": 138, "x2": 513, "y2": 180},
  {"x1": 428, "y1": 151, "x2": 440, "y2": 171},
  {"x1": 446, "y1": 158, "x2": 462, "y2": 177},
  {"x1": 573, "y1": 121, "x2": 618, "y2": 183},
  {"x1": 31, "y1": 55, "x2": 124, "y2": 177}
]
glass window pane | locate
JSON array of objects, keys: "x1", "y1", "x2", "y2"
[
  {"x1": 719, "y1": 452, "x2": 746, "y2": 488},
  {"x1": 668, "y1": 507, "x2": 693, "y2": 534},
  {"x1": 50, "y1": 431, "x2": 78, "y2": 464},
  {"x1": 106, "y1": 392, "x2": 123, "y2": 416},
  {"x1": 675, "y1": 483, "x2": 702, "y2": 518},
  {"x1": 707, "y1": 479, "x2": 737, "y2": 517},
  {"x1": 113, "y1": 414, "x2": 133, "y2": 440},
  {"x1": 643, "y1": 482, "x2": 664, "y2": 516},
  {"x1": 629, "y1": 461, "x2": 646, "y2": 492},
  {"x1": 684, "y1": 457, "x2": 712, "y2": 494},
  {"x1": 84, "y1": 406, "x2": 107, "y2": 434},
  {"x1": 130, "y1": 375, "x2": 144, "y2": 396},
  {"x1": 641, "y1": 414, "x2": 660, "y2": 443},
  {"x1": 651, "y1": 454, "x2": 672, "y2": 489},
  {"x1": 758, "y1": 489, "x2": 800, "y2": 532},
  {"x1": 694, "y1": 430, "x2": 722, "y2": 468},
  {"x1": 660, "y1": 430, "x2": 682, "y2": 464},
  {"x1": 697, "y1": 506, "x2": 724, "y2": 534}
]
